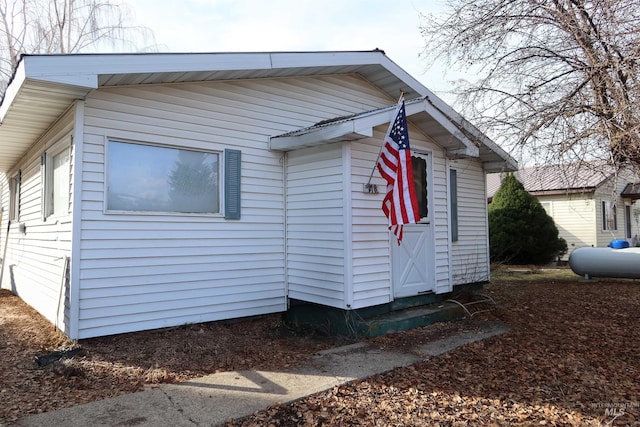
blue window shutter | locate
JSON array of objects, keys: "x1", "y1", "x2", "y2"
[
  {"x1": 224, "y1": 149, "x2": 241, "y2": 219},
  {"x1": 450, "y1": 169, "x2": 458, "y2": 242},
  {"x1": 41, "y1": 153, "x2": 47, "y2": 222}
]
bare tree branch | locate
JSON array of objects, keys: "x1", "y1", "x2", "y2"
[
  {"x1": 0, "y1": 0, "x2": 155, "y2": 87},
  {"x1": 420, "y1": 0, "x2": 640, "y2": 173}
]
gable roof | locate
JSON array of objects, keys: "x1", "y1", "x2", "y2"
[
  {"x1": 0, "y1": 50, "x2": 517, "y2": 173},
  {"x1": 486, "y1": 161, "x2": 616, "y2": 199}
]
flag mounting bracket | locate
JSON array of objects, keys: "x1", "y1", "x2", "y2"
[{"x1": 363, "y1": 183, "x2": 378, "y2": 194}]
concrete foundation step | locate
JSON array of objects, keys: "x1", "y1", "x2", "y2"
[
  {"x1": 353, "y1": 301, "x2": 464, "y2": 337},
  {"x1": 285, "y1": 283, "x2": 487, "y2": 338}
]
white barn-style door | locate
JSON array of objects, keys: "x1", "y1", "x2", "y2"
[{"x1": 392, "y1": 152, "x2": 435, "y2": 298}]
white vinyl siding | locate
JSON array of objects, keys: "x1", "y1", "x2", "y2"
[
  {"x1": 430, "y1": 147, "x2": 453, "y2": 294},
  {"x1": 449, "y1": 159, "x2": 489, "y2": 285},
  {"x1": 349, "y1": 135, "x2": 393, "y2": 308},
  {"x1": 0, "y1": 110, "x2": 75, "y2": 334},
  {"x1": 77, "y1": 74, "x2": 392, "y2": 338},
  {"x1": 286, "y1": 143, "x2": 346, "y2": 308}
]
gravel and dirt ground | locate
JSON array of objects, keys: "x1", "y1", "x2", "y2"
[{"x1": 1, "y1": 267, "x2": 639, "y2": 426}]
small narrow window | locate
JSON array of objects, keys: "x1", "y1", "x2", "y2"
[
  {"x1": 9, "y1": 171, "x2": 20, "y2": 221},
  {"x1": 625, "y1": 204, "x2": 632, "y2": 238},
  {"x1": 43, "y1": 144, "x2": 71, "y2": 219},
  {"x1": 450, "y1": 169, "x2": 458, "y2": 242}
]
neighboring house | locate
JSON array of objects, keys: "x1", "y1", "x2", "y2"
[
  {"x1": 487, "y1": 162, "x2": 640, "y2": 260},
  {"x1": 0, "y1": 51, "x2": 516, "y2": 339}
]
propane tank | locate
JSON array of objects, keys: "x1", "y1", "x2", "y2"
[{"x1": 569, "y1": 246, "x2": 640, "y2": 279}]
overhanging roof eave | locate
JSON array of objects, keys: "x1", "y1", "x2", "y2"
[{"x1": 0, "y1": 78, "x2": 93, "y2": 172}]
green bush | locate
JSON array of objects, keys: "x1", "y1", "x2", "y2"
[{"x1": 489, "y1": 174, "x2": 567, "y2": 265}]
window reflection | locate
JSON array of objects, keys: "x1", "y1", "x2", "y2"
[{"x1": 107, "y1": 141, "x2": 219, "y2": 213}]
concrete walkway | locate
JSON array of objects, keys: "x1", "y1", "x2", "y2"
[{"x1": 15, "y1": 321, "x2": 510, "y2": 427}]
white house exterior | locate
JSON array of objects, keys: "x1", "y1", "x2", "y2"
[
  {"x1": 0, "y1": 51, "x2": 516, "y2": 339},
  {"x1": 487, "y1": 163, "x2": 640, "y2": 260}
]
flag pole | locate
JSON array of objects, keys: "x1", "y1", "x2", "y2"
[{"x1": 365, "y1": 91, "x2": 405, "y2": 192}]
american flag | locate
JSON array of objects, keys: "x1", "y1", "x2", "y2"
[{"x1": 376, "y1": 97, "x2": 420, "y2": 244}]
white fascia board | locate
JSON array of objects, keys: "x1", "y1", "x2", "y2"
[
  {"x1": 22, "y1": 55, "x2": 98, "y2": 88},
  {"x1": 28, "y1": 73, "x2": 98, "y2": 88},
  {"x1": 376, "y1": 56, "x2": 431, "y2": 97},
  {"x1": 481, "y1": 138, "x2": 518, "y2": 171},
  {"x1": 270, "y1": 51, "x2": 385, "y2": 68},
  {"x1": 484, "y1": 160, "x2": 518, "y2": 173},
  {"x1": 406, "y1": 99, "x2": 480, "y2": 158},
  {"x1": 22, "y1": 52, "x2": 275, "y2": 78},
  {"x1": 422, "y1": 94, "x2": 516, "y2": 167},
  {"x1": 0, "y1": 60, "x2": 26, "y2": 122}
]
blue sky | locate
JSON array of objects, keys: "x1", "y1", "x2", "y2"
[{"x1": 126, "y1": 0, "x2": 463, "y2": 104}]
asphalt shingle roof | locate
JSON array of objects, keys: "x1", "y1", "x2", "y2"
[{"x1": 486, "y1": 161, "x2": 616, "y2": 198}]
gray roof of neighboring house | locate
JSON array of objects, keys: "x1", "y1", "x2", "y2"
[
  {"x1": 486, "y1": 161, "x2": 617, "y2": 199},
  {"x1": 622, "y1": 182, "x2": 640, "y2": 200}
]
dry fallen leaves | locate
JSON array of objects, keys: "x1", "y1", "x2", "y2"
[
  {"x1": 227, "y1": 271, "x2": 640, "y2": 426},
  {"x1": 2, "y1": 268, "x2": 640, "y2": 426},
  {"x1": 0, "y1": 292, "x2": 341, "y2": 424}
]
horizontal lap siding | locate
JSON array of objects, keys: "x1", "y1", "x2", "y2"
[
  {"x1": 286, "y1": 144, "x2": 346, "y2": 308},
  {"x1": 1, "y1": 111, "x2": 74, "y2": 334},
  {"x1": 430, "y1": 150, "x2": 451, "y2": 293},
  {"x1": 350, "y1": 135, "x2": 392, "y2": 308},
  {"x1": 78, "y1": 75, "x2": 390, "y2": 337},
  {"x1": 449, "y1": 159, "x2": 489, "y2": 285},
  {"x1": 538, "y1": 193, "x2": 595, "y2": 259},
  {"x1": 594, "y1": 173, "x2": 637, "y2": 248}
]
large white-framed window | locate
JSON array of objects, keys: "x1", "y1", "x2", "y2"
[
  {"x1": 43, "y1": 142, "x2": 72, "y2": 219},
  {"x1": 602, "y1": 200, "x2": 617, "y2": 231},
  {"x1": 106, "y1": 140, "x2": 222, "y2": 214}
]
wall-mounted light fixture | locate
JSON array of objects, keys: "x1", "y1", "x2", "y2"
[{"x1": 363, "y1": 183, "x2": 378, "y2": 194}]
